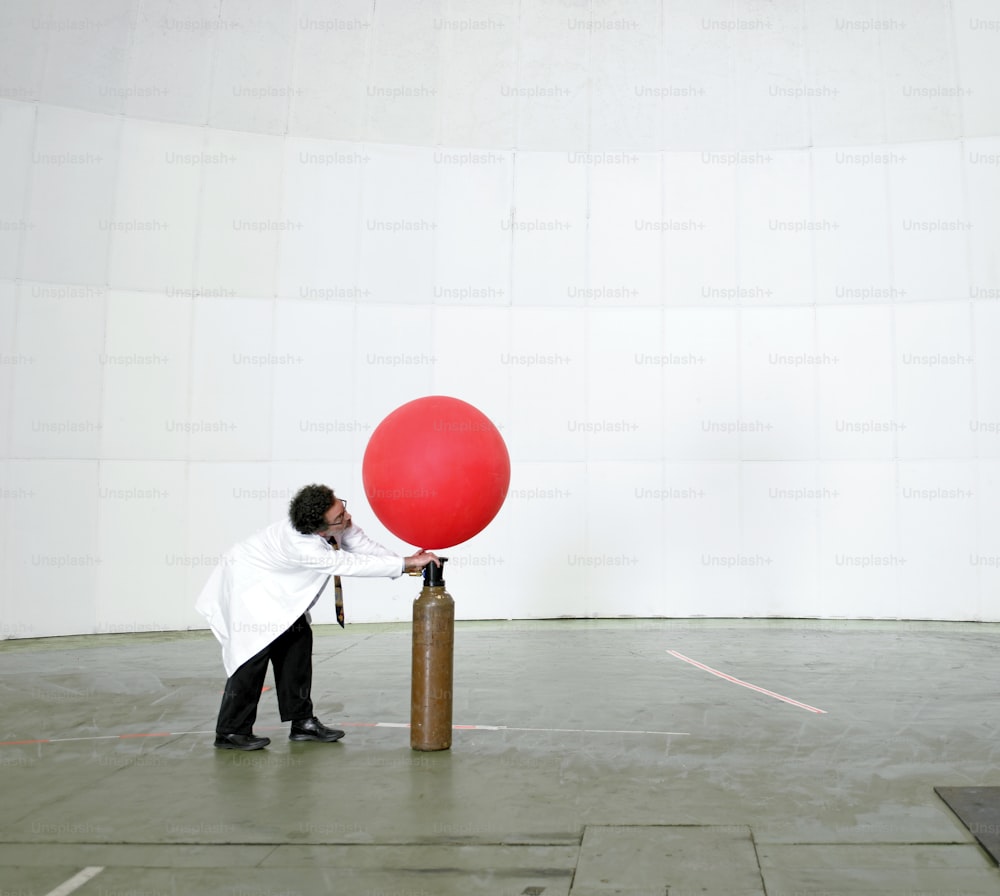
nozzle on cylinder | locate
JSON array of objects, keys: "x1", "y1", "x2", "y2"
[{"x1": 423, "y1": 557, "x2": 448, "y2": 587}]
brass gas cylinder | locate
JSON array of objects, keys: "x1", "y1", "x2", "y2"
[{"x1": 410, "y1": 558, "x2": 453, "y2": 751}]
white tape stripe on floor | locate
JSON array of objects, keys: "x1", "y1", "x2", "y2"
[
  {"x1": 668, "y1": 649, "x2": 827, "y2": 714},
  {"x1": 373, "y1": 722, "x2": 688, "y2": 735},
  {"x1": 459, "y1": 725, "x2": 689, "y2": 735},
  {"x1": 47, "y1": 735, "x2": 123, "y2": 743},
  {"x1": 44, "y1": 866, "x2": 104, "y2": 896}
]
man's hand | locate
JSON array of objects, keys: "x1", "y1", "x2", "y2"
[{"x1": 403, "y1": 550, "x2": 441, "y2": 574}]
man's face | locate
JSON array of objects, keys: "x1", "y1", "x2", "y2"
[{"x1": 319, "y1": 498, "x2": 351, "y2": 537}]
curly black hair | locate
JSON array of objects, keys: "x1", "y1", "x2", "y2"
[{"x1": 289, "y1": 484, "x2": 336, "y2": 534}]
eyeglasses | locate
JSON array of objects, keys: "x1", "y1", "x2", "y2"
[{"x1": 324, "y1": 500, "x2": 348, "y2": 528}]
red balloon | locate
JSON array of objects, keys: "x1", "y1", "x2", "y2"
[{"x1": 362, "y1": 396, "x2": 510, "y2": 550}]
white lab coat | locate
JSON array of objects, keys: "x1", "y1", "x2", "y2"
[{"x1": 196, "y1": 520, "x2": 404, "y2": 676}]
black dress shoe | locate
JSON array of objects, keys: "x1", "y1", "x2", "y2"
[
  {"x1": 289, "y1": 716, "x2": 345, "y2": 742},
  {"x1": 214, "y1": 733, "x2": 270, "y2": 751}
]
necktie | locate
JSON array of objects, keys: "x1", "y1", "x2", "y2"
[{"x1": 329, "y1": 537, "x2": 345, "y2": 628}]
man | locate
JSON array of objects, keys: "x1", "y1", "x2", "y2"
[{"x1": 196, "y1": 483, "x2": 440, "y2": 751}]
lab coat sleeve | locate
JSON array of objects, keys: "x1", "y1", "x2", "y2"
[{"x1": 288, "y1": 526, "x2": 404, "y2": 578}]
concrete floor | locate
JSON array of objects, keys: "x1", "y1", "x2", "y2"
[{"x1": 1, "y1": 618, "x2": 999, "y2": 895}]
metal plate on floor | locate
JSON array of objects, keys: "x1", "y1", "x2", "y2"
[
  {"x1": 935, "y1": 786, "x2": 1000, "y2": 865},
  {"x1": 570, "y1": 825, "x2": 765, "y2": 894}
]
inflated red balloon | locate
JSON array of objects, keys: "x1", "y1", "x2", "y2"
[{"x1": 362, "y1": 396, "x2": 510, "y2": 550}]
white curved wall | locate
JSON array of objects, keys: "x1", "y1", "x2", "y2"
[{"x1": 1, "y1": 0, "x2": 999, "y2": 638}]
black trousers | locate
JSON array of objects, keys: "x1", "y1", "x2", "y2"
[{"x1": 216, "y1": 614, "x2": 314, "y2": 734}]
